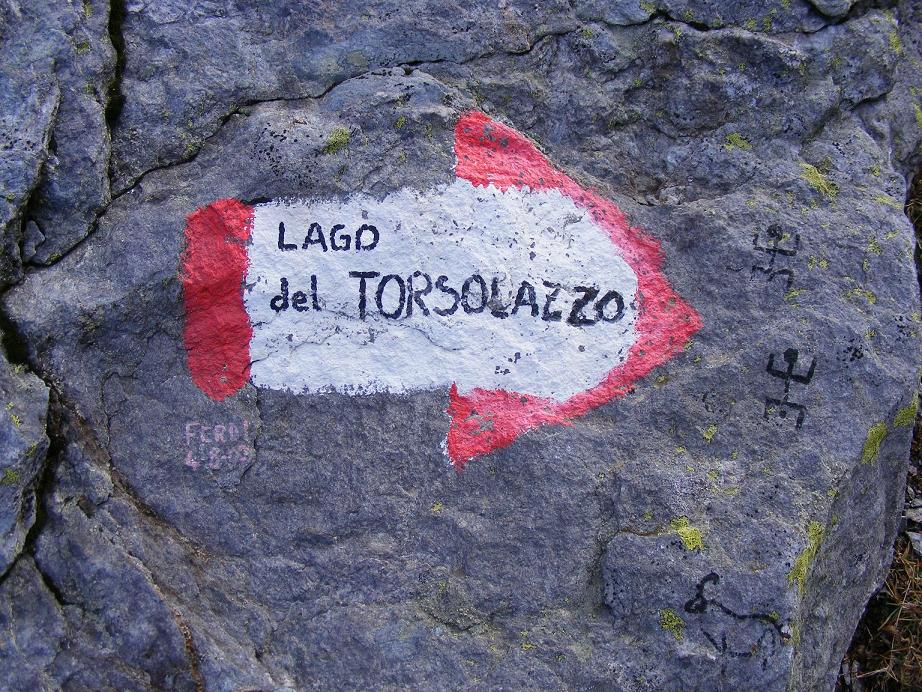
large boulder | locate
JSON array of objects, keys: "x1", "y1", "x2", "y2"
[{"x1": 1, "y1": 0, "x2": 920, "y2": 689}]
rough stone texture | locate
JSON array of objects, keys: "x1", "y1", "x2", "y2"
[
  {"x1": 0, "y1": 349, "x2": 49, "y2": 577},
  {"x1": 0, "y1": 0, "x2": 921, "y2": 690},
  {"x1": 0, "y1": 0, "x2": 115, "y2": 273}
]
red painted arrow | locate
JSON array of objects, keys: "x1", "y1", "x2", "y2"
[{"x1": 181, "y1": 111, "x2": 702, "y2": 468}]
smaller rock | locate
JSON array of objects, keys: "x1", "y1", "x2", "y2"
[
  {"x1": 807, "y1": 0, "x2": 855, "y2": 18},
  {"x1": 908, "y1": 532, "x2": 922, "y2": 558},
  {"x1": 905, "y1": 507, "x2": 922, "y2": 524},
  {"x1": 21, "y1": 220, "x2": 45, "y2": 263}
]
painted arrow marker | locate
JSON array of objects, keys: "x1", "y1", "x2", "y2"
[{"x1": 181, "y1": 111, "x2": 702, "y2": 468}]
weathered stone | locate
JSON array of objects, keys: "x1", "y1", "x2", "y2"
[
  {"x1": 0, "y1": 12, "x2": 58, "y2": 288},
  {"x1": 0, "y1": 348, "x2": 49, "y2": 577},
  {"x1": 18, "y1": 0, "x2": 115, "y2": 264},
  {"x1": 0, "y1": 0, "x2": 921, "y2": 689}
]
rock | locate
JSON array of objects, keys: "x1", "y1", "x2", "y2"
[
  {"x1": 9, "y1": 0, "x2": 116, "y2": 265},
  {"x1": 0, "y1": 348, "x2": 49, "y2": 577},
  {"x1": 0, "y1": 555, "x2": 67, "y2": 690},
  {"x1": 0, "y1": 0, "x2": 921, "y2": 690},
  {"x1": 0, "y1": 7, "x2": 59, "y2": 287},
  {"x1": 908, "y1": 532, "x2": 922, "y2": 558}
]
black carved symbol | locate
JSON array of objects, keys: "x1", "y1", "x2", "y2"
[
  {"x1": 763, "y1": 348, "x2": 816, "y2": 430},
  {"x1": 684, "y1": 573, "x2": 788, "y2": 671},
  {"x1": 752, "y1": 225, "x2": 800, "y2": 292}
]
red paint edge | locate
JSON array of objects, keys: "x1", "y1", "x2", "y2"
[
  {"x1": 181, "y1": 198, "x2": 254, "y2": 400},
  {"x1": 447, "y1": 111, "x2": 702, "y2": 468}
]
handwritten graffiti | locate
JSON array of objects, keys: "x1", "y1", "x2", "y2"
[
  {"x1": 684, "y1": 572, "x2": 787, "y2": 670},
  {"x1": 763, "y1": 348, "x2": 816, "y2": 429},
  {"x1": 183, "y1": 419, "x2": 254, "y2": 471},
  {"x1": 752, "y1": 224, "x2": 800, "y2": 292}
]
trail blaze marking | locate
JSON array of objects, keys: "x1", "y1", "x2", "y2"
[{"x1": 181, "y1": 111, "x2": 702, "y2": 468}]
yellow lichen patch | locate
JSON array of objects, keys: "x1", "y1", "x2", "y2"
[
  {"x1": 788, "y1": 521, "x2": 824, "y2": 595},
  {"x1": 670, "y1": 516, "x2": 704, "y2": 551},
  {"x1": 894, "y1": 393, "x2": 919, "y2": 428},
  {"x1": 844, "y1": 287, "x2": 877, "y2": 305},
  {"x1": 800, "y1": 163, "x2": 838, "y2": 200},
  {"x1": 659, "y1": 608, "x2": 685, "y2": 640},
  {"x1": 784, "y1": 288, "x2": 803, "y2": 302},
  {"x1": 702, "y1": 424, "x2": 717, "y2": 443},
  {"x1": 867, "y1": 237, "x2": 883, "y2": 255},
  {"x1": 0, "y1": 468, "x2": 20, "y2": 486},
  {"x1": 861, "y1": 422, "x2": 888, "y2": 464},
  {"x1": 322, "y1": 126, "x2": 350, "y2": 155},
  {"x1": 874, "y1": 194, "x2": 903, "y2": 210},
  {"x1": 889, "y1": 31, "x2": 903, "y2": 55},
  {"x1": 915, "y1": 103, "x2": 922, "y2": 129},
  {"x1": 430, "y1": 501, "x2": 444, "y2": 513},
  {"x1": 724, "y1": 132, "x2": 752, "y2": 152}
]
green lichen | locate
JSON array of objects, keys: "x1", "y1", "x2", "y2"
[
  {"x1": 670, "y1": 516, "x2": 704, "y2": 551},
  {"x1": 915, "y1": 103, "x2": 922, "y2": 129},
  {"x1": 867, "y1": 237, "x2": 882, "y2": 255},
  {"x1": 784, "y1": 288, "x2": 803, "y2": 302},
  {"x1": 395, "y1": 115, "x2": 408, "y2": 130},
  {"x1": 659, "y1": 608, "x2": 685, "y2": 640},
  {"x1": 790, "y1": 622, "x2": 801, "y2": 645},
  {"x1": 874, "y1": 194, "x2": 903, "y2": 210},
  {"x1": 724, "y1": 132, "x2": 751, "y2": 152},
  {"x1": 580, "y1": 27, "x2": 594, "y2": 39},
  {"x1": 76, "y1": 41, "x2": 90, "y2": 54},
  {"x1": 844, "y1": 287, "x2": 877, "y2": 305},
  {"x1": 0, "y1": 468, "x2": 19, "y2": 486},
  {"x1": 639, "y1": 0, "x2": 656, "y2": 13},
  {"x1": 869, "y1": 163, "x2": 882, "y2": 177},
  {"x1": 430, "y1": 501, "x2": 444, "y2": 513},
  {"x1": 861, "y1": 422, "x2": 888, "y2": 464},
  {"x1": 895, "y1": 393, "x2": 919, "y2": 428},
  {"x1": 322, "y1": 127, "x2": 350, "y2": 155},
  {"x1": 702, "y1": 424, "x2": 717, "y2": 443},
  {"x1": 83, "y1": 0, "x2": 93, "y2": 18},
  {"x1": 788, "y1": 521, "x2": 824, "y2": 595},
  {"x1": 800, "y1": 163, "x2": 838, "y2": 200},
  {"x1": 889, "y1": 31, "x2": 903, "y2": 55}
]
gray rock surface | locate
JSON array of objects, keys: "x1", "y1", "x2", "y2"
[
  {"x1": 0, "y1": 0, "x2": 921, "y2": 690},
  {"x1": 0, "y1": 348, "x2": 49, "y2": 577},
  {"x1": 0, "y1": 0, "x2": 115, "y2": 273}
]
